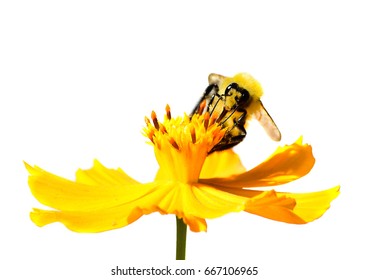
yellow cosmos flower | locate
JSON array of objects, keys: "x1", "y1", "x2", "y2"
[{"x1": 26, "y1": 106, "x2": 339, "y2": 257}]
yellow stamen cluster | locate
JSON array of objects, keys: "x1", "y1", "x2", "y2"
[{"x1": 143, "y1": 105, "x2": 225, "y2": 183}]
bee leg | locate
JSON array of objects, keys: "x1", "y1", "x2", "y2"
[
  {"x1": 207, "y1": 89, "x2": 225, "y2": 116},
  {"x1": 209, "y1": 109, "x2": 247, "y2": 153},
  {"x1": 190, "y1": 84, "x2": 219, "y2": 116},
  {"x1": 234, "y1": 108, "x2": 247, "y2": 127},
  {"x1": 216, "y1": 107, "x2": 228, "y2": 123},
  {"x1": 227, "y1": 109, "x2": 247, "y2": 145},
  {"x1": 209, "y1": 131, "x2": 246, "y2": 153}
]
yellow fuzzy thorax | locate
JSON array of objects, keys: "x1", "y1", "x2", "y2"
[{"x1": 218, "y1": 72, "x2": 264, "y2": 119}]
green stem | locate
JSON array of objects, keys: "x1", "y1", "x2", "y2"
[{"x1": 176, "y1": 216, "x2": 187, "y2": 260}]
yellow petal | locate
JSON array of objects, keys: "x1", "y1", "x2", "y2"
[
  {"x1": 76, "y1": 159, "x2": 139, "y2": 185},
  {"x1": 25, "y1": 162, "x2": 148, "y2": 211},
  {"x1": 30, "y1": 203, "x2": 144, "y2": 233},
  {"x1": 182, "y1": 215, "x2": 208, "y2": 232},
  {"x1": 131, "y1": 182, "x2": 248, "y2": 232},
  {"x1": 200, "y1": 149, "x2": 246, "y2": 178},
  {"x1": 28, "y1": 178, "x2": 160, "y2": 232},
  {"x1": 26, "y1": 161, "x2": 249, "y2": 232},
  {"x1": 200, "y1": 138, "x2": 315, "y2": 188},
  {"x1": 282, "y1": 185, "x2": 340, "y2": 222},
  {"x1": 30, "y1": 181, "x2": 249, "y2": 233},
  {"x1": 216, "y1": 185, "x2": 340, "y2": 224},
  {"x1": 244, "y1": 190, "x2": 306, "y2": 224}
]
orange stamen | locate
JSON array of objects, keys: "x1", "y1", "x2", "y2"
[
  {"x1": 165, "y1": 104, "x2": 171, "y2": 120},
  {"x1": 169, "y1": 137, "x2": 180, "y2": 150},
  {"x1": 159, "y1": 124, "x2": 167, "y2": 134},
  {"x1": 209, "y1": 113, "x2": 218, "y2": 127},
  {"x1": 198, "y1": 100, "x2": 206, "y2": 115},
  {"x1": 151, "y1": 111, "x2": 160, "y2": 130},
  {"x1": 147, "y1": 130, "x2": 155, "y2": 143},
  {"x1": 144, "y1": 116, "x2": 151, "y2": 126}
]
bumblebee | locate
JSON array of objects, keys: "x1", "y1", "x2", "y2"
[{"x1": 191, "y1": 73, "x2": 281, "y2": 153}]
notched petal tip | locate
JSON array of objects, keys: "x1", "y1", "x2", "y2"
[
  {"x1": 254, "y1": 185, "x2": 341, "y2": 224},
  {"x1": 182, "y1": 216, "x2": 207, "y2": 232},
  {"x1": 30, "y1": 208, "x2": 58, "y2": 227},
  {"x1": 24, "y1": 161, "x2": 38, "y2": 175},
  {"x1": 290, "y1": 185, "x2": 340, "y2": 223},
  {"x1": 23, "y1": 161, "x2": 31, "y2": 170}
]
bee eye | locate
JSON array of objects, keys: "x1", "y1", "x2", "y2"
[
  {"x1": 239, "y1": 88, "x2": 250, "y2": 102},
  {"x1": 225, "y1": 83, "x2": 239, "y2": 96},
  {"x1": 225, "y1": 83, "x2": 250, "y2": 105}
]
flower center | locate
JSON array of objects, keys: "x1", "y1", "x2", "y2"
[{"x1": 143, "y1": 105, "x2": 225, "y2": 183}]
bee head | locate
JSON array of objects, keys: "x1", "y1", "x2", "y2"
[
  {"x1": 208, "y1": 72, "x2": 264, "y2": 114},
  {"x1": 221, "y1": 73, "x2": 263, "y2": 99}
]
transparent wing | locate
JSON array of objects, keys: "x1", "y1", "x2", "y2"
[{"x1": 253, "y1": 100, "x2": 281, "y2": 141}]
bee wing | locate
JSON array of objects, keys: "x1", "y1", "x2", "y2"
[
  {"x1": 253, "y1": 100, "x2": 281, "y2": 141},
  {"x1": 208, "y1": 73, "x2": 225, "y2": 85}
]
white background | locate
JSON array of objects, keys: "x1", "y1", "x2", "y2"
[{"x1": 1, "y1": 0, "x2": 368, "y2": 279}]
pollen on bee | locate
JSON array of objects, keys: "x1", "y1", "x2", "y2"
[
  {"x1": 169, "y1": 137, "x2": 180, "y2": 150},
  {"x1": 151, "y1": 111, "x2": 160, "y2": 130},
  {"x1": 165, "y1": 104, "x2": 171, "y2": 120}
]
